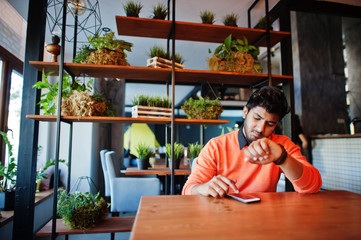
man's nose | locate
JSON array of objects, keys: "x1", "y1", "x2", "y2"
[{"x1": 256, "y1": 121, "x2": 266, "y2": 133}]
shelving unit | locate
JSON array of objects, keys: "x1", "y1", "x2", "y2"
[{"x1": 15, "y1": 1, "x2": 294, "y2": 239}]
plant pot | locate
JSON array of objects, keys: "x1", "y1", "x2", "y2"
[
  {"x1": 36, "y1": 179, "x2": 42, "y2": 193},
  {"x1": 137, "y1": 158, "x2": 149, "y2": 170},
  {"x1": 85, "y1": 49, "x2": 128, "y2": 65},
  {"x1": 168, "y1": 158, "x2": 181, "y2": 169},
  {"x1": 0, "y1": 190, "x2": 15, "y2": 211}
]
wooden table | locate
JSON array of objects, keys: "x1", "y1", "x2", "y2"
[
  {"x1": 125, "y1": 165, "x2": 191, "y2": 176},
  {"x1": 130, "y1": 190, "x2": 361, "y2": 240}
]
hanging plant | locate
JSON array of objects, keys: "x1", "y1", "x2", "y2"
[
  {"x1": 207, "y1": 34, "x2": 262, "y2": 73},
  {"x1": 181, "y1": 96, "x2": 223, "y2": 119}
]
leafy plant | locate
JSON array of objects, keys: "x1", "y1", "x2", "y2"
[
  {"x1": 223, "y1": 13, "x2": 238, "y2": 27},
  {"x1": 181, "y1": 96, "x2": 223, "y2": 119},
  {"x1": 135, "y1": 142, "x2": 154, "y2": 159},
  {"x1": 0, "y1": 131, "x2": 17, "y2": 192},
  {"x1": 255, "y1": 15, "x2": 276, "y2": 29},
  {"x1": 123, "y1": 0, "x2": 143, "y2": 17},
  {"x1": 166, "y1": 142, "x2": 184, "y2": 160},
  {"x1": 200, "y1": 10, "x2": 215, "y2": 24},
  {"x1": 57, "y1": 189, "x2": 108, "y2": 230},
  {"x1": 188, "y1": 142, "x2": 203, "y2": 159},
  {"x1": 32, "y1": 70, "x2": 93, "y2": 115},
  {"x1": 148, "y1": 45, "x2": 185, "y2": 64},
  {"x1": 152, "y1": 3, "x2": 168, "y2": 19},
  {"x1": 73, "y1": 45, "x2": 92, "y2": 64},
  {"x1": 36, "y1": 158, "x2": 66, "y2": 180},
  {"x1": 88, "y1": 32, "x2": 132, "y2": 54},
  {"x1": 208, "y1": 34, "x2": 262, "y2": 73}
]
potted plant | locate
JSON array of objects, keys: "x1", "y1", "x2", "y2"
[
  {"x1": 151, "y1": 3, "x2": 168, "y2": 20},
  {"x1": 131, "y1": 94, "x2": 172, "y2": 118},
  {"x1": 36, "y1": 158, "x2": 66, "y2": 192},
  {"x1": 223, "y1": 13, "x2": 238, "y2": 27},
  {"x1": 254, "y1": 15, "x2": 275, "y2": 30},
  {"x1": 181, "y1": 96, "x2": 223, "y2": 119},
  {"x1": 207, "y1": 34, "x2": 262, "y2": 73},
  {"x1": 166, "y1": 142, "x2": 184, "y2": 169},
  {"x1": 0, "y1": 131, "x2": 16, "y2": 211},
  {"x1": 135, "y1": 142, "x2": 154, "y2": 170},
  {"x1": 123, "y1": 0, "x2": 143, "y2": 17},
  {"x1": 188, "y1": 142, "x2": 203, "y2": 168},
  {"x1": 73, "y1": 32, "x2": 133, "y2": 66},
  {"x1": 200, "y1": 10, "x2": 215, "y2": 24},
  {"x1": 33, "y1": 70, "x2": 116, "y2": 116},
  {"x1": 147, "y1": 45, "x2": 185, "y2": 69},
  {"x1": 57, "y1": 189, "x2": 108, "y2": 230}
]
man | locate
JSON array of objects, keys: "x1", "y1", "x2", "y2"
[{"x1": 182, "y1": 86, "x2": 322, "y2": 197}]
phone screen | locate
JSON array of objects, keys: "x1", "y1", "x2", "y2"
[{"x1": 226, "y1": 193, "x2": 261, "y2": 204}]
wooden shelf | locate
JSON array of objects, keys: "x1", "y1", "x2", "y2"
[
  {"x1": 115, "y1": 16, "x2": 290, "y2": 47},
  {"x1": 26, "y1": 115, "x2": 229, "y2": 125},
  {"x1": 29, "y1": 61, "x2": 292, "y2": 87},
  {"x1": 36, "y1": 216, "x2": 135, "y2": 236}
]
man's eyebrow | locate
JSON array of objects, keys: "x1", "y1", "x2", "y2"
[{"x1": 254, "y1": 112, "x2": 277, "y2": 124}]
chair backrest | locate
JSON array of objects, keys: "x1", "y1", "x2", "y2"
[
  {"x1": 100, "y1": 149, "x2": 110, "y2": 197},
  {"x1": 105, "y1": 151, "x2": 120, "y2": 179}
]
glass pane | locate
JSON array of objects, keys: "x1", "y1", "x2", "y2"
[{"x1": 6, "y1": 70, "x2": 23, "y2": 163}]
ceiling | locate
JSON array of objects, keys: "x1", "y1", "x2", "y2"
[{"x1": 7, "y1": 0, "x2": 361, "y2": 111}]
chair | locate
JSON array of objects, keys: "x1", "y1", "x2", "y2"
[
  {"x1": 104, "y1": 151, "x2": 161, "y2": 213},
  {"x1": 100, "y1": 149, "x2": 111, "y2": 198}
]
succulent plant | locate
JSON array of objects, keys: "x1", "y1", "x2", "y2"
[
  {"x1": 152, "y1": 3, "x2": 168, "y2": 19},
  {"x1": 223, "y1": 13, "x2": 238, "y2": 27},
  {"x1": 200, "y1": 10, "x2": 215, "y2": 24},
  {"x1": 123, "y1": 0, "x2": 143, "y2": 17}
]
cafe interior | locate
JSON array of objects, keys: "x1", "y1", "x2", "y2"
[{"x1": 0, "y1": 0, "x2": 361, "y2": 239}]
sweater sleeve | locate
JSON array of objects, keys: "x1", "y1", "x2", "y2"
[
  {"x1": 282, "y1": 138, "x2": 322, "y2": 193},
  {"x1": 182, "y1": 139, "x2": 218, "y2": 195}
]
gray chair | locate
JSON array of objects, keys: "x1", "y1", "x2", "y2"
[
  {"x1": 104, "y1": 151, "x2": 161, "y2": 213},
  {"x1": 100, "y1": 149, "x2": 111, "y2": 198}
]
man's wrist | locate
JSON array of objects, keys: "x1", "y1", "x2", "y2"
[{"x1": 273, "y1": 144, "x2": 288, "y2": 165}]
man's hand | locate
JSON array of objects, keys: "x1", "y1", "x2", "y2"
[
  {"x1": 191, "y1": 175, "x2": 239, "y2": 198},
  {"x1": 244, "y1": 138, "x2": 283, "y2": 165}
]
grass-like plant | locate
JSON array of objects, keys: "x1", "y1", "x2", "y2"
[
  {"x1": 148, "y1": 45, "x2": 185, "y2": 64},
  {"x1": 200, "y1": 10, "x2": 215, "y2": 24},
  {"x1": 132, "y1": 94, "x2": 171, "y2": 108},
  {"x1": 166, "y1": 142, "x2": 184, "y2": 160},
  {"x1": 223, "y1": 13, "x2": 238, "y2": 27},
  {"x1": 123, "y1": 0, "x2": 143, "y2": 17},
  {"x1": 152, "y1": 3, "x2": 168, "y2": 19},
  {"x1": 188, "y1": 142, "x2": 203, "y2": 159},
  {"x1": 57, "y1": 189, "x2": 108, "y2": 230},
  {"x1": 135, "y1": 142, "x2": 154, "y2": 159}
]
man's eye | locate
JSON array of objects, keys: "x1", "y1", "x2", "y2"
[{"x1": 267, "y1": 123, "x2": 276, "y2": 127}]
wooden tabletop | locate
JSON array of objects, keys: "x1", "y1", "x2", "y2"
[
  {"x1": 130, "y1": 190, "x2": 361, "y2": 240},
  {"x1": 125, "y1": 165, "x2": 191, "y2": 176}
]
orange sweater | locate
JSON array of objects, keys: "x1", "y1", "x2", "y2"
[{"x1": 182, "y1": 130, "x2": 322, "y2": 195}]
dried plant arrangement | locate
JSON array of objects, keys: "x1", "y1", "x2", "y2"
[{"x1": 200, "y1": 10, "x2": 215, "y2": 24}]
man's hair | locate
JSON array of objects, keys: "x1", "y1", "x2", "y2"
[{"x1": 246, "y1": 86, "x2": 290, "y2": 120}]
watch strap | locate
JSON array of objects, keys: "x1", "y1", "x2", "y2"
[{"x1": 273, "y1": 144, "x2": 288, "y2": 165}]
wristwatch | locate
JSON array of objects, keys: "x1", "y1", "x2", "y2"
[{"x1": 273, "y1": 144, "x2": 288, "y2": 165}]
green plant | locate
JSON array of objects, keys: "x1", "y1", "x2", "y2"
[
  {"x1": 152, "y1": 3, "x2": 168, "y2": 19},
  {"x1": 188, "y1": 142, "x2": 203, "y2": 159},
  {"x1": 57, "y1": 189, "x2": 108, "y2": 230},
  {"x1": 73, "y1": 45, "x2": 92, "y2": 64},
  {"x1": 207, "y1": 34, "x2": 261, "y2": 73},
  {"x1": 0, "y1": 131, "x2": 16, "y2": 192},
  {"x1": 200, "y1": 10, "x2": 215, "y2": 24},
  {"x1": 148, "y1": 45, "x2": 185, "y2": 64},
  {"x1": 223, "y1": 13, "x2": 238, "y2": 27},
  {"x1": 36, "y1": 158, "x2": 66, "y2": 180},
  {"x1": 181, "y1": 96, "x2": 223, "y2": 119},
  {"x1": 32, "y1": 70, "x2": 93, "y2": 115},
  {"x1": 88, "y1": 32, "x2": 132, "y2": 54},
  {"x1": 135, "y1": 142, "x2": 154, "y2": 159},
  {"x1": 166, "y1": 142, "x2": 184, "y2": 160},
  {"x1": 123, "y1": 0, "x2": 143, "y2": 17},
  {"x1": 132, "y1": 94, "x2": 171, "y2": 108},
  {"x1": 255, "y1": 15, "x2": 275, "y2": 29}
]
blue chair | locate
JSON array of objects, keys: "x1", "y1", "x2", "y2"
[{"x1": 103, "y1": 151, "x2": 161, "y2": 213}]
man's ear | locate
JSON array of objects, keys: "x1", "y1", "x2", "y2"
[{"x1": 243, "y1": 106, "x2": 248, "y2": 119}]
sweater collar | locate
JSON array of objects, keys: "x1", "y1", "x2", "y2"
[{"x1": 238, "y1": 125, "x2": 249, "y2": 150}]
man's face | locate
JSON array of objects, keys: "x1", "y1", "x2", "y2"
[{"x1": 242, "y1": 106, "x2": 280, "y2": 142}]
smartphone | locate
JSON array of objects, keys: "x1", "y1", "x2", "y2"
[{"x1": 226, "y1": 193, "x2": 261, "y2": 204}]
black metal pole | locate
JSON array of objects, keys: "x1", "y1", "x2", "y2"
[
  {"x1": 73, "y1": 14, "x2": 78, "y2": 60},
  {"x1": 51, "y1": 1, "x2": 68, "y2": 239},
  {"x1": 265, "y1": 0, "x2": 272, "y2": 86},
  {"x1": 12, "y1": 0, "x2": 47, "y2": 239},
  {"x1": 170, "y1": 0, "x2": 176, "y2": 195},
  {"x1": 66, "y1": 123, "x2": 73, "y2": 193}
]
